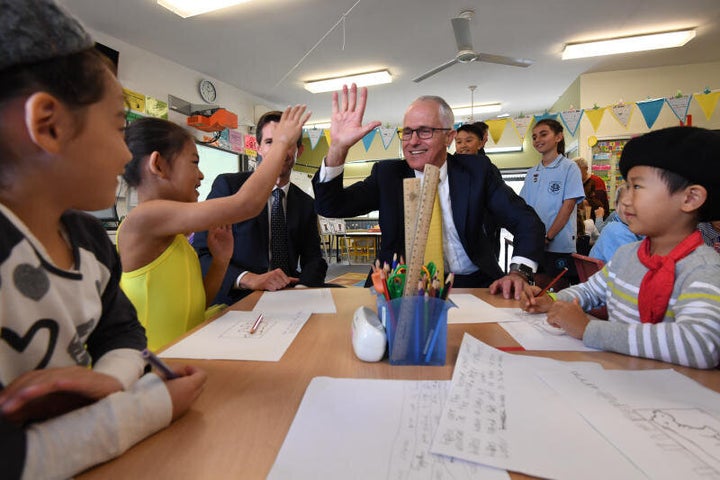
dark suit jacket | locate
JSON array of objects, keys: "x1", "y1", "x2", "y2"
[
  {"x1": 194, "y1": 171, "x2": 327, "y2": 305},
  {"x1": 312, "y1": 154, "x2": 545, "y2": 286}
]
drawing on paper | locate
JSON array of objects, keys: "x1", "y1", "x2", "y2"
[{"x1": 634, "y1": 408, "x2": 720, "y2": 474}]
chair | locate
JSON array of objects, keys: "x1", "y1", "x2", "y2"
[
  {"x1": 328, "y1": 218, "x2": 351, "y2": 264},
  {"x1": 318, "y1": 217, "x2": 334, "y2": 262},
  {"x1": 571, "y1": 253, "x2": 605, "y2": 282},
  {"x1": 571, "y1": 253, "x2": 608, "y2": 320}
]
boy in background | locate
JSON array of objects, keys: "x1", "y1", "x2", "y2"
[
  {"x1": 521, "y1": 127, "x2": 720, "y2": 369},
  {"x1": 0, "y1": 1, "x2": 205, "y2": 478}
]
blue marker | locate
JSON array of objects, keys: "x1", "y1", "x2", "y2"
[{"x1": 142, "y1": 349, "x2": 179, "y2": 379}]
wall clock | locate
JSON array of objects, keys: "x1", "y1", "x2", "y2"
[{"x1": 199, "y1": 79, "x2": 217, "y2": 103}]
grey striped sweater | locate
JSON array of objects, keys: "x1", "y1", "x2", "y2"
[{"x1": 557, "y1": 241, "x2": 720, "y2": 369}]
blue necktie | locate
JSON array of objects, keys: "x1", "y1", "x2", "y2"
[{"x1": 270, "y1": 189, "x2": 290, "y2": 274}]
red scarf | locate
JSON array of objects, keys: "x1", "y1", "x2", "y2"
[{"x1": 637, "y1": 231, "x2": 703, "y2": 324}]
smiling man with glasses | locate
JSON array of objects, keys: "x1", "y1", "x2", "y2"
[{"x1": 313, "y1": 85, "x2": 545, "y2": 298}]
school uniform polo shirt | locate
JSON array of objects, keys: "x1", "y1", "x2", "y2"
[{"x1": 520, "y1": 154, "x2": 585, "y2": 253}]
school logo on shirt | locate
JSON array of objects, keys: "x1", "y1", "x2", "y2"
[{"x1": 548, "y1": 181, "x2": 562, "y2": 194}]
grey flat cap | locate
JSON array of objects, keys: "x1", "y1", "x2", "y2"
[{"x1": 0, "y1": 0, "x2": 94, "y2": 71}]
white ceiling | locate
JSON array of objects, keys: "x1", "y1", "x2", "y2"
[{"x1": 59, "y1": 0, "x2": 720, "y2": 126}]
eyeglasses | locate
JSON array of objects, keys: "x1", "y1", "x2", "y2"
[{"x1": 397, "y1": 127, "x2": 452, "y2": 141}]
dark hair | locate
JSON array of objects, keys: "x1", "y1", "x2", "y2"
[
  {"x1": 0, "y1": 48, "x2": 113, "y2": 171},
  {"x1": 456, "y1": 122, "x2": 484, "y2": 139},
  {"x1": 256, "y1": 110, "x2": 302, "y2": 148},
  {"x1": 474, "y1": 121, "x2": 489, "y2": 137},
  {"x1": 534, "y1": 118, "x2": 565, "y2": 155},
  {"x1": 0, "y1": 48, "x2": 112, "y2": 111},
  {"x1": 123, "y1": 117, "x2": 194, "y2": 187}
]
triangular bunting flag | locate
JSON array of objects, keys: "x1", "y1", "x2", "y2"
[
  {"x1": 665, "y1": 95, "x2": 691, "y2": 121},
  {"x1": 511, "y1": 116, "x2": 534, "y2": 140},
  {"x1": 534, "y1": 112, "x2": 557, "y2": 122},
  {"x1": 306, "y1": 128, "x2": 323, "y2": 150},
  {"x1": 323, "y1": 129, "x2": 332, "y2": 146},
  {"x1": 485, "y1": 119, "x2": 508, "y2": 145},
  {"x1": 379, "y1": 127, "x2": 396, "y2": 149},
  {"x1": 635, "y1": 98, "x2": 665, "y2": 129},
  {"x1": 584, "y1": 107, "x2": 606, "y2": 132},
  {"x1": 609, "y1": 103, "x2": 633, "y2": 128},
  {"x1": 693, "y1": 91, "x2": 720, "y2": 120},
  {"x1": 361, "y1": 129, "x2": 377, "y2": 151},
  {"x1": 559, "y1": 109, "x2": 584, "y2": 137}
]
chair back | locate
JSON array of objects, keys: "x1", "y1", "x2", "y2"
[{"x1": 571, "y1": 253, "x2": 605, "y2": 282}]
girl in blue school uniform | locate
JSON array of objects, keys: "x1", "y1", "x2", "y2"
[{"x1": 520, "y1": 119, "x2": 585, "y2": 285}]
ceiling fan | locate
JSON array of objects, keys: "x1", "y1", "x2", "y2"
[{"x1": 413, "y1": 10, "x2": 534, "y2": 83}]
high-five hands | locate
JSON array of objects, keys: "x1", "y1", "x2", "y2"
[{"x1": 325, "y1": 84, "x2": 382, "y2": 167}]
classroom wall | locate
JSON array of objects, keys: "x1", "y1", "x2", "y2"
[
  {"x1": 90, "y1": 29, "x2": 279, "y2": 131},
  {"x1": 575, "y1": 61, "x2": 720, "y2": 161}
]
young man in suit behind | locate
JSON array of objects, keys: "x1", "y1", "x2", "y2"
[{"x1": 194, "y1": 111, "x2": 327, "y2": 306}]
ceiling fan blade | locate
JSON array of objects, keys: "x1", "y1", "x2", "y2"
[
  {"x1": 451, "y1": 16, "x2": 473, "y2": 51},
  {"x1": 475, "y1": 52, "x2": 534, "y2": 68},
  {"x1": 412, "y1": 58, "x2": 460, "y2": 83}
]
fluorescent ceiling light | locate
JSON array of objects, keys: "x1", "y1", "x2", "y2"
[
  {"x1": 562, "y1": 29, "x2": 695, "y2": 60},
  {"x1": 157, "y1": 0, "x2": 252, "y2": 18},
  {"x1": 486, "y1": 145, "x2": 523, "y2": 154},
  {"x1": 304, "y1": 70, "x2": 392, "y2": 94},
  {"x1": 452, "y1": 103, "x2": 502, "y2": 118}
]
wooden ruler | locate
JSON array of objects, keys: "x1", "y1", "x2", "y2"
[
  {"x1": 403, "y1": 178, "x2": 420, "y2": 260},
  {"x1": 402, "y1": 164, "x2": 440, "y2": 296},
  {"x1": 390, "y1": 164, "x2": 441, "y2": 363}
]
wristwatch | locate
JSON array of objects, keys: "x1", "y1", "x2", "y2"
[{"x1": 509, "y1": 262, "x2": 535, "y2": 285}]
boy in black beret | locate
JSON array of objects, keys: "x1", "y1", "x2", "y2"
[{"x1": 521, "y1": 126, "x2": 720, "y2": 369}]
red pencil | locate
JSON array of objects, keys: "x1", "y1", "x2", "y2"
[{"x1": 535, "y1": 267, "x2": 568, "y2": 298}]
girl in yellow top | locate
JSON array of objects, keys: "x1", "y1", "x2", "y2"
[{"x1": 118, "y1": 107, "x2": 310, "y2": 350}]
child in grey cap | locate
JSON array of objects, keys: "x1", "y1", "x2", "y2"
[{"x1": 0, "y1": 2, "x2": 206, "y2": 478}]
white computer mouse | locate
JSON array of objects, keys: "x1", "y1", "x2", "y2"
[{"x1": 351, "y1": 306, "x2": 386, "y2": 362}]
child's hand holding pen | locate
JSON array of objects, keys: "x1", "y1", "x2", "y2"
[
  {"x1": 520, "y1": 286, "x2": 553, "y2": 314},
  {"x1": 143, "y1": 349, "x2": 207, "y2": 421}
]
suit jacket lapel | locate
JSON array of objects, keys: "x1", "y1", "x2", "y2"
[
  {"x1": 446, "y1": 156, "x2": 469, "y2": 235},
  {"x1": 259, "y1": 203, "x2": 270, "y2": 248}
]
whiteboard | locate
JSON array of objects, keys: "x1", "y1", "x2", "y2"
[{"x1": 197, "y1": 144, "x2": 240, "y2": 201}]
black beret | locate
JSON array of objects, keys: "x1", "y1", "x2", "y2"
[
  {"x1": 619, "y1": 126, "x2": 720, "y2": 221},
  {"x1": 0, "y1": 0, "x2": 93, "y2": 71}
]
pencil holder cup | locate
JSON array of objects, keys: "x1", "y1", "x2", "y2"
[{"x1": 377, "y1": 295, "x2": 455, "y2": 366}]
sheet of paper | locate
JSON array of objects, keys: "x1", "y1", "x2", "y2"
[
  {"x1": 499, "y1": 313, "x2": 599, "y2": 351},
  {"x1": 160, "y1": 310, "x2": 310, "y2": 361},
  {"x1": 268, "y1": 377, "x2": 510, "y2": 480},
  {"x1": 447, "y1": 294, "x2": 524, "y2": 324},
  {"x1": 539, "y1": 368, "x2": 720, "y2": 480},
  {"x1": 252, "y1": 288, "x2": 336, "y2": 314},
  {"x1": 430, "y1": 334, "x2": 643, "y2": 479}
]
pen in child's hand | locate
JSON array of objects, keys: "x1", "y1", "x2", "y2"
[{"x1": 142, "y1": 349, "x2": 179, "y2": 380}]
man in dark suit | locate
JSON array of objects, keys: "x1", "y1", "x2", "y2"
[
  {"x1": 195, "y1": 111, "x2": 327, "y2": 305},
  {"x1": 313, "y1": 85, "x2": 545, "y2": 299}
]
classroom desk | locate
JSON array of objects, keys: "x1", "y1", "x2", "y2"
[{"x1": 79, "y1": 288, "x2": 720, "y2": 480}]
